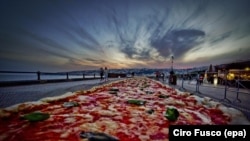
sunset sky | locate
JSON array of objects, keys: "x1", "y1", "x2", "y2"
[{"x1": 1, "y1": 0, "x2": 250, "y2": 72}]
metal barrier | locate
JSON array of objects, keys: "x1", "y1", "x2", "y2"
[
  {"x1": 0, "y1": 71, "x2": 100, "y2": 87},
  {"x1": 175, "y1": 76, "x2": 250, "y2": 120},
  {"x1": 0, "y1": 70, "x2": 128, "y2": 87},
  {"x1": 0, "y1": 71, "x2": 97, "y2": 82},
  {"x1": 178, "y1": 77, "x2": 250, "y2": 102}
]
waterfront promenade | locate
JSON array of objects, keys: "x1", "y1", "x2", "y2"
[
  {"x1": 0, "y1": 78, "x2": 122, "y2": 108},
  {"x1": 173, "y1": 79, "x2": 250, "y2": 120},
  {"x1": 0, "y1": 77, "x2": 250, "y2": 121}
]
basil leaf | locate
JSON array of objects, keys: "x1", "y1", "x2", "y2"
[
  {"x1": 127, "y1": 100, "x2": 146, "y2": 105},
  {"x1": 21, "y1": 112, "x2": 50, "y2": 122},
  {"x1": 165, "y1": 107, "x2": 179, "y2": 121}
]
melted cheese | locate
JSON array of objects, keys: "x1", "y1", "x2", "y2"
[
  {"x1": 64, "y1": 117, "x2": 76, "y2": 123},
  {"x1": 146, "y1": 126, "x2": 160, "y2": 135},
  {"x1": 99, "y1": 110, "x2": 118, "y2": 116},
  {"x1": 184, "y1": 109, "x2": 212, "y2": 124},
  {"x1": 161, "y1": 128, "x2": 169, "y2": 134},
  {"x1": 80, "y1": 119, "x2": 119, "y2": 134},
  {"x1": 139, "y1": 135, "x2": 150, "y2": 140},
  {"x1": 108, "y1": 104, "x2": 117, "y2": 112},
  {"x1": 60, "y1": 131, "x2": 70, "y2": 138}
]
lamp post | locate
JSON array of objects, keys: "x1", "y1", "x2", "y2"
[{"x1": 171, "y1": 55, "x2": 174, "y2": 72}]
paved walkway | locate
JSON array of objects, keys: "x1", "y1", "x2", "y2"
[
  {"x1": 166, "y1": 79, "x2": 250, "y2": 120},
  {"x1": 0, "y1": 78, "x2": 122, "y2": 108},
  {"x1": 1, "y1": 77, "x2": 250, "y2": 121}
]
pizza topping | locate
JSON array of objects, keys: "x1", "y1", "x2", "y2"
[
  {"x1": 127, "y1": 100, "x2": 146, "y2": 106},
  {"x1": 63, "y1": 101, "x2": 79, "y2": 108},
  {"x1": 109, "y1": 87, "x2": 120, "y2": 95},
  {"x1": 158, "y1": 95, "x2": 169, "y2": 98},
  {"x1": 184, "y1": 109, "x2": 212, "y2": 124},
  {"x1": 165, "y1": 107, "x2": 179, "y2": 121},
  {"x1": 145, "y1": 91, "x2": 154, "y2": 95},
  {"x1": 109, "y1": 88, "x2": 119, "y2": 92},
  {"x1": 142, "y1": 83, "x2": 150, "y2": 88},
  {"x1": 149, "y1": 132, "x2": 168, "y2": 140},
  {"x1": 80, "y1": 131, "x2": 119, "y2": 141},
  {"x1": 21, "y1": 112, "x2": 50, "y2": 122},
  {"x1": 146, "y1": 109, "x2": 154, "y2": 114},
  {"x1": 109, "y1": 91, "x2": 118, "y2": 95}
]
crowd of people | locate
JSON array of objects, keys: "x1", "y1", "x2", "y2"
[
  {"x1": 98, "y1": 68, "x2": 204, "y2": 86},
  {"x1": 155, "y1": 71, "x2": 165, "y2": 81}
]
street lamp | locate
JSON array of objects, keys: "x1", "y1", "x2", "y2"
[{"x1": 171, "y1": 55, "x2": 174, "y2": 71}]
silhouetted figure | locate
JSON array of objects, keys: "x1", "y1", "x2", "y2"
[
  {"x1": 131, "y1": 72, "x2": 135, "y2": 77},
  {"x1": 169, "y1": 71, "x2": 176, "y2": 85},
  {"x1": 196, "y1": 73, "x2": 200, "y2": 85},
  {"x1": 155, "y1": 71, "x2": 160, "y2": 80},
  {"x1": 104, "y1": 67, "x2": 109, "y2": 81},
  {"x1": 100, "y1": 67, "x2": 104, "y2": 81},
  {"x1": 199, "y1": 74, "x2": 203, "y2": 85},
  {"x1": 161, "y1": 72, "x2": 165, "y2": 81},
  {"x1": 37, "y1": 71, "x2": 41, "y2": 81}
]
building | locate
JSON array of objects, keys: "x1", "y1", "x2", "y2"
[{"x1": 215, "y1": 60, "x2": 250, "y2": 88}]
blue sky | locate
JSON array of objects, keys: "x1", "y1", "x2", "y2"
[{"x1": 1, "y1": 0, "x2": 250, "y2": 72}]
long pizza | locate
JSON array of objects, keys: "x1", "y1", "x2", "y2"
[{"x1": 0, "y1": 77, "x2": 249, "y2": 141}]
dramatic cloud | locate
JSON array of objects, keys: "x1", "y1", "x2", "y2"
[
  {"x1": 150, "y1": 29, "x2": 206, "y2": 58},
  {"x1": 0, "y1": 0, "x2": 250, "y2": 71}
]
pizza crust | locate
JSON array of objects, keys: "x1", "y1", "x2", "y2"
[
  {"x1": 218, "y1": 105, "x2": 250, "y2": 125},
  {"x1": 40, "y1": 92, "x2": 77, "y2": 102},
  {"x1": 0, "y1": 101, "x2": 48, "y2": 118}
]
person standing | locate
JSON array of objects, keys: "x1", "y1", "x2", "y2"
[
  {"x1": 196, "y1": 73, "x2": 201, "y2": 85},
  {"x1": 131, "y1": 72, "x2": 135, "y2": 77},
  {"x1": 104, "y1": 67, "x2": 109, "y2": 81},
  {"x1": 161, "y1": 72, "x2": 165, "y2": 82},
  {"x1": 155, "y1": 71, "x2": 160, "y2": 80},
  {"x1": 100, "y1": 67, "x2": 104, "y2": 81}
]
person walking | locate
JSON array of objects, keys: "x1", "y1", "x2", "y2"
[
  {"x1": 104, "y1": 67, "x2": 109, "y2": 81},
  {"x1": 100, "y1": 67, "x2": 104, "y2": 81}
]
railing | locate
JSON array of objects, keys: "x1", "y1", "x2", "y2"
[
  {"x1": 168, "y1": 75, "x2": 250, "y2": 120},
  {"x1": 176, "y1": 77, "x2": 250, "y2": 102},
  {"x1": 0, "y1": 71, "x2": 99, "y2": 86}
]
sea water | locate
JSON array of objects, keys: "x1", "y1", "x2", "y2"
[{"x1": 0, "y1": 73, "x2": 98, "y2": 82}]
